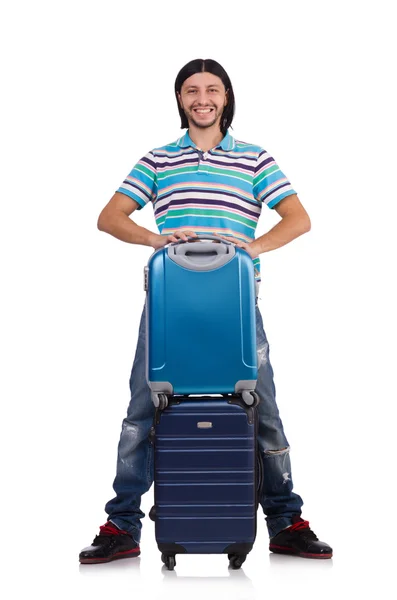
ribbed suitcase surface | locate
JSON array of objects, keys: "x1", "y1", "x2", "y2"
[{"x1": 153, "y1": 397, "x2": 258, "y2": 554}]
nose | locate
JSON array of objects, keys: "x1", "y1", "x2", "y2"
[{"x1": 196, "y1": 90, "x2": 211, "y2": 105}]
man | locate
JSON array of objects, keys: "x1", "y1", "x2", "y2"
[{"x1": 79, "y1": 58, "x2": 332, "y2": 564}]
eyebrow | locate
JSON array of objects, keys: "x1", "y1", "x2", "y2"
[{"x1": 185, "y1": 84, "x2": 221, "y2": 89}]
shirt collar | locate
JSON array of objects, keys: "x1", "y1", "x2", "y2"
[{"x1": 176, "y1": 129, "x2": 235, "y2": 151}]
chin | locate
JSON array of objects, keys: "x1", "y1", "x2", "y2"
[{"x1": 190, "y1": 117, "x2": 219, "y2": 129}]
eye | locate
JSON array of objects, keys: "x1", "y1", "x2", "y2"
[{"x1": 187, "y1": 90, "x2": 197, "y2": 94}]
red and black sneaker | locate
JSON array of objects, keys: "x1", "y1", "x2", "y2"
[
  {"x1": 79, "y1": 521, "x2": 140, "y2": 564},
  {"x1": 269, "y1": 516, "x2": 333, "y2": 559}
]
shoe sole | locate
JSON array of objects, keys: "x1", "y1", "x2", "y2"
[
  {"x1": 269, "y1": 544, "x2": 332, "y2": 559},
  {"x1": 79, "y1": 548, "x2": 141, "y2": 564}
]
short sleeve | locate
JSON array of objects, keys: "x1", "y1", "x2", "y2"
[
  {"x1": 116, "y1": 151, "x2": 157, "y2": 210},
  {"x1": 253, "y1": 149, "x2": 297, "y2": 209}
]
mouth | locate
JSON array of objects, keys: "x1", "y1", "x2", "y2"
[{"x1": 193, "y1": 107, "x2": 215, "y2": 116}]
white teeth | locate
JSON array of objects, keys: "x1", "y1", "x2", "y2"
[{"x1": 195, "y1": 108, "x2": 213, "y2": 113}]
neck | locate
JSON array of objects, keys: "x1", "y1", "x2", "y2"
[{"x1": 188, "y1": 123, "x2": 225, "y2": 152}]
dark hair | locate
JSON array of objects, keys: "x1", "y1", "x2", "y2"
[{"x1": 175, "y1": 58, "x2": 235, "y2": 136}]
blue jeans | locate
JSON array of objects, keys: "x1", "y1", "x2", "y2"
[{"x1": 105, "y1": 301, "x2": 303, "y2": 542}]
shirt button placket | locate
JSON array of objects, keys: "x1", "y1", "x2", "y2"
[{"x1": 202, "y1": 151, "x2": 209, "y2": 175}]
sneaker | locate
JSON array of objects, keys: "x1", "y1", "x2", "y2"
[
  {"x1": 269, "y1": 516, "x2": 333, "y2": 559},
  {"x1": 79, "y1": 521, "x2": 140, "y2": 564}
]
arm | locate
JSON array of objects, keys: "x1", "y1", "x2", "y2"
[
  {"x1": 98, "y1": 192, "x2": 157, "y2": 246},
  {"x1": 250, "y1": 194, "x2": 311, "y2": 256},
  {"x1": 97, "y1": 192, "x2": 196, "y2": 249},
  {"x1": 216, "y1": 194, "x2": 311, "y2": 258}
]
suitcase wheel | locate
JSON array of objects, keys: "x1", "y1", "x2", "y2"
[
  {"x1": 242, "y1": 391, "x2": 258, "y2": 407},
  {"x1": 228, "y1": 554, "x2": 246, "y2": 570},
  {"x1": 159, "y1": 394, "x2": 168, "y2": 411},
  {"x1": 153, "y1": 393, "x2": 168, "y2": 410},
  {"x1": 161, "y1": 553, "x2": 176, "y2": 570}
]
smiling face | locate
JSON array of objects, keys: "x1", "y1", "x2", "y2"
[{"x1": 177, "y1": 72, "x2": 228, "y2": 131}]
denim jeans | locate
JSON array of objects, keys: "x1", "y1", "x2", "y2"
[{"x1": 105, "y1": 300, "x2": 303, "y2": 542}]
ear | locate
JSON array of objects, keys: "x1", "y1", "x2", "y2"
[
  {"x1": 224, "y1": 89, "x2": 229, "y2": 106},
  {"x1": 177, "y1": 91, "x2": 183, "y2": 108}
]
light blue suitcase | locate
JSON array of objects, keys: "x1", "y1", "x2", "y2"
[{"x1": 144, "y1": 235, "x2": 257, "y2": 408}]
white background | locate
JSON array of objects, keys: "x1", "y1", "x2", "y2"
[{"x1": 1, "y1": 0, "x2": 396, "y2": 598}]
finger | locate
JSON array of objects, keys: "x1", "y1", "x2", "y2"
[
  {"x1": 180, "y1": 231, "x2": 198, "y2": 241},
  {"x1": 174, "y1": 232, "x2": 188, "y2": 241}
]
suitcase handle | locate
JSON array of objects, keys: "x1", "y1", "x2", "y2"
[
  {"x1": 167, "y1": 236, "x2": 236, "y2": 271},
  {"x1": 257, "y1": 451, "x2": 264, "y2": 500},
  {"x1": 172, "y1": 234, "x2": 232, "y2": 246}
]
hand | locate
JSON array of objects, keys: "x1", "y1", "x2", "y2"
[
  {"x1": 151, "y1": 230, "x2": 198, "y2": 250},
  {"x1": 216, "y1": 235, "x2": 259, "y2": 259}
]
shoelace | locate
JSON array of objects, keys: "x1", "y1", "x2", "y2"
[{"x1": 289, "y1": 519, "x2": 318, "y2": 541}]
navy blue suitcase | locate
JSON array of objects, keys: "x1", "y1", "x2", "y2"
[{"x1": 149, "y1": 395, "x2": 262, "y2": 569}]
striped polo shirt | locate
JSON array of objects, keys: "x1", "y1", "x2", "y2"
[{"x1": 117, "y1": 130, "x2": 296, "y2": 283}]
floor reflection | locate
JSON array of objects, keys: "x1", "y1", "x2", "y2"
[
  {"x1": 78, "y1": 556, "x2": 141, "y2": 575},
  {"x1": 269, "y1": 553, "x2": 334, "y2": 570},
  {"x1": 159, "y1": 565, "x2": 257, "y2": 600}
]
